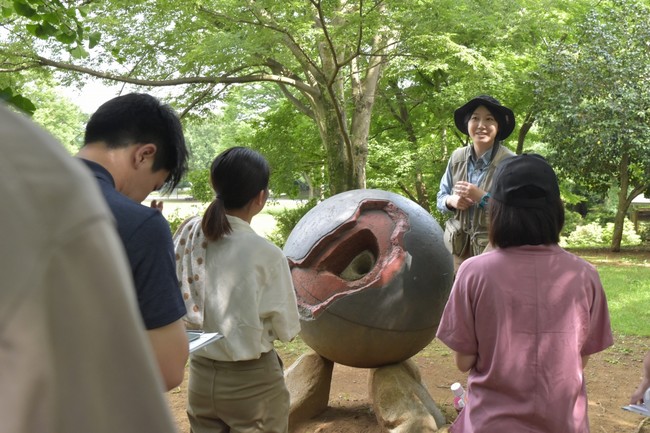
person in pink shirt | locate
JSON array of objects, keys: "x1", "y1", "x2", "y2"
[{"x1": 436, "y1": 154, "x2": 613, "y2": 433}]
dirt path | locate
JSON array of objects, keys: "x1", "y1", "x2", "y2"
[
  {"x1": 167, "y1": 335, "x2": 650, "y2": 432},
  {"x1": 167, "y1": 248, "x2": 650, "y2": 432}
]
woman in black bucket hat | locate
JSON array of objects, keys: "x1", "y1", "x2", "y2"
[{"x1": 437, "y1": 95, "x2": 516, "y2": 272}]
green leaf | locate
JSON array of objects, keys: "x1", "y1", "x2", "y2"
[
  {"x1": 0, "y1": 87, "x2": 36, "y2": 116},
  {"x1": 88, "y1": 31, "x2": 101, "y2": 49},
  {"x1": 10, "y1": 94, "x2": 36, "y2": 115},
  {"x1": 25, "y1": 23, "x2": 39, "y2": 36},
  {"x1": 42, "y1": 12, "x2": 61, "y2": 25},
  {"x1": 70, "y1": 45, "x2": 88, "y2": 59},
  {"x1": 55, "y1": 31, "x2": 77, "y2": 44},
  {"x1": 13, "y1": 0, "x2": 36, "y2": 18},
  {"x1": 26, "y1": 22, "x2": 58, "y2": 39},
  {"x1": 78, "y1": 5, "x2": 89, "y2": 18}
]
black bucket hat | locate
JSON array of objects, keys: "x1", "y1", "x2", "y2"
[
  {"x1": 454, "y1": 95, "x2": 516, "y2": 141},
  {"x1": 490, "y1": 154, "x2": 560, "y2": 208}
]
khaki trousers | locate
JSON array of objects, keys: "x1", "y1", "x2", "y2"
[{"x1": 187, "y1": 350, "x2": 289, "y2": 433}]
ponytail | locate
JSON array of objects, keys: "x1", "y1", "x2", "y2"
[
  {"x1": 201, "y1": 197, "x2": 231, "y2": 242},
  {"x1": 201, "y1": 146, "x2": 270, "y2": 242}
]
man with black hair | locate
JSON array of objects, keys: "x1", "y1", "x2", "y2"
[{"x1": 77, "y1": 93, "x2": 190, "y2": 390}]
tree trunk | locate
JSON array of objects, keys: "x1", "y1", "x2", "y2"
[
  {"x1": 312, "y1": 96, "x2": 352, "y2": 196},
  {"x1": 611, "y1": 153, "x2": 631, "y2": 252},
  {"x1": 515, "y1": 111, "x2": 535, "y2": 155}
]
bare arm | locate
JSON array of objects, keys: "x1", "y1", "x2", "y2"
[
  {"x1": 630, "y1": 351, "x2": 650, "y2": 404},
  {"x1": 147, "y1": 319, "x2": 189, "y2": 391},
  {"x1": 454, "y1": 351, "x2": 477, "y2": 373}
]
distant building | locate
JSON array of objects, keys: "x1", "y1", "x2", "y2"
[{"x1": 630, "y1": 195, "x2": 650, "y2": 232}]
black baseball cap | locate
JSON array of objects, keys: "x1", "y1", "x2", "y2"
[{"x1": 491, "y1": 154, "x2": 560, "y2": 208}]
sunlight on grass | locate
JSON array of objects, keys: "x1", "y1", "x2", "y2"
[
  {"x1": 596, "y1": 265, "x2": 650, "y2": 336},
  {"x1": 274, "y1": 336, "x2": 311, "y2": 365}
]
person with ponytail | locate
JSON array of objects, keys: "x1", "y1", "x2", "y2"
[{"x1": 179, "y1": 146, "x2": 300, "y2": 433}]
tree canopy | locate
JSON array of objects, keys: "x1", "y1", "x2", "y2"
[
  {"x1": 1, "y1": 0, "x2": 646, "y2": 251},
  {"x1": 535, "y1": 0, "x2": 650, "y2": 250}
]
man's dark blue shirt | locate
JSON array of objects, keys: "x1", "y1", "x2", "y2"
[{"x1": 81, "y1": 159, "x2": 186, "y2": 329}]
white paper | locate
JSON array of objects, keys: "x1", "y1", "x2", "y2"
[
  {"x1": 187, "y1": 332, "x2": 222, "y2": 353},
  {"x1": 622, "y1": 404, "x2": 650, "y2": 417}
]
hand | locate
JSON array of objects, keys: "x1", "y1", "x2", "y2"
[
  {"x1": 630, "y1": 380, "x2": 650, "y2": 405},
  {"x1": 454, "y1": 181, "x2": 484, "y2": 203},
  {"x1": 150, "y1": 199, "x2": 164, "y2": 212},
  {"x1": 446, "y1": 194, "x2": 475, "y2": 211},
  {"x1": 630, "y1": 352, "x2": 650, "y2": 404}
]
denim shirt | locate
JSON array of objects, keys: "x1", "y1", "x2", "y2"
[{"x1": 436, "y1": 146, "x2": 494, "y2": 214}]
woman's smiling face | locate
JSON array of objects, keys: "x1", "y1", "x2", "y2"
[{"x1": 468, "y1": 105, "x2": 499, "y2": 150}]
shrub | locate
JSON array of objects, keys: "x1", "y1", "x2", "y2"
[
  {"x1": 166, "y1": 208, "x2": 187, "y2": 235},
  {"x1": 638, "y1": 222, "x2": 650, "y2": 243},
  {"x1": 187, "y1": 169, "x2": 213, "y2": 203},
  {"x1": 267, "y1": 199, "x2": 318, "y2": 248},
  {"x1": 562, "y1": 210, "x2": 583, "y2": 237},
  {"x1": 562, "y1": 218, "x2": 642, "y2": 248}
]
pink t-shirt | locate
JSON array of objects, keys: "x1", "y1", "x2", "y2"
[{"x1": 436, "y1": 244, "x2": 613, "y2": 433}]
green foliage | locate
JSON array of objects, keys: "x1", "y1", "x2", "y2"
[
  {"x1": 23, "y1": 81, "x2": 87, "y2": 153},
  {"x1": 541, "y1": 0, "x2": 650, "y2": 166},
  {"x1": 274, "y1": 335, "x2": 311, "y2": 366},
  {"x1": 535, "y1": 0, "x2": 650, "y2": 250},
  {"x1": 562, "y1": 219, "x2": 642, "y2": 248},
  {"x1": 638, "y1": 223, "x2": 650, "y2": 244},
  {"x1": 1, "y1": 0, "x2": 633, "y2": 211},
  {"x1": 0, "y1": 0, "x2": 101, "y2": 110},
  {"x1": 266, "y1": 199, "x2": 317, "y2": 249},
  {"x1": 183, "y1": 114, "x2": 226, "y2": 171},
  {"x1": 0, "y1": 86, "x2": 36, "y2": 114},
  {"x1": 562, "y1": 210, "x2": 583, "y2": 237},
  {"x1": 9, "y1": 0, "x2": 93, "y2": 49},
  {"x1": 249, "y1": 96, "x2": 325, "y2": 199},
  {"x1": 187, "y1": 169, "x2": 212, "y2": 203},
  {"x1": 598, "y1": 264, "x2": 650, "y2": 336},
  {"x1": 166, "y1": 208, "x2": 187, "y2": 235}
]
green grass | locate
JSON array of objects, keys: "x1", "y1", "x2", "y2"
[
  {"x1": 274, "y1": 337, "x2": 311, "y2": 366},
  {"x1": 596, "y1": 264, "x2": 650, "y2": 336}
]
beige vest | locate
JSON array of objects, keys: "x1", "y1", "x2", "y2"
[{"x1": 449, "y1": 143, "x2": 515, "y2": 249}]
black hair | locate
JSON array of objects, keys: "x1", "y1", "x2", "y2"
[
  {"x1": 201, "y1": 146, "x2": 270, "y2": 242},
  {"x1": 488, "y1": 195, "x2": 565, "y2": 248},
  {"x1": 83, "y1": 93, "x2": 189, "y2": 192},
  {"x1": 463, "y1": 106, "x2": 506, "y2": 140}
]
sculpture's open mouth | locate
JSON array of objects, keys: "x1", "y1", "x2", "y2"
[
  {"x1": 288, "y1": 199, "x2": 410, "y2": 318},
  {"x1": 318, "y1": 228, "x2": 378, "y2": 280}
]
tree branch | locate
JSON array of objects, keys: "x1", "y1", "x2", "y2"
[
  {"x1": 398, "y1": 181, "x2": 417, "y2": 202},
  {"x1": 32, "y1": 54, "x2": 319, "y2": 95},
  {"x1": 179, "y1": 83, "x2": 228, "y2": 118},
  {"x1": 198, "y1": 4, "x2": 324, "y2": 83},
  {"x1": 276, "y1": 83, "x2": 315, "y2": 119}
]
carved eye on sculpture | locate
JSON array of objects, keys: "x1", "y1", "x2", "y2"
[
  {"x1": 288, "y1": 200, "x2": 408, "y2": 318},
  {"x1": 320, "y1": 229, "x2": 377, "y2": 280}
]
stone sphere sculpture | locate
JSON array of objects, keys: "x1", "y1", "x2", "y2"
[{"x1": 283, "y1": 189, "x2": 453, "y2": 368}]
